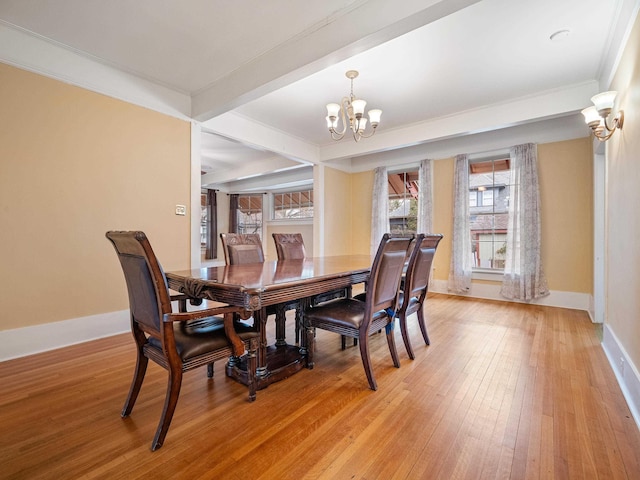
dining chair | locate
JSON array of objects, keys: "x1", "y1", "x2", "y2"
[
  {"x1": 272, "y1": 232, "x2": 306, "y2": 260},
  {"x1": 396, "y1": 233, "x2": 443, "y2": 359},
  {"x1": 220, "y1": 233, "x2": 265, "y2": 265},
  {"x1": 304, "y1": 233, "x2": 413, "y2": 390},
  {"x1": 106, "y1": 231, "x2": 259, "y2": 451}
]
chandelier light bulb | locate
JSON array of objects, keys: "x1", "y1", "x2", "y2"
[
  {"x1": 581, "y1": 106, "x2": 600, "y2": 125},
  {"x1": 368, "y1": 109, "x2": 382, "y2": 127},
  {"x1": 591, "y1": 91, "x2": 617, "y2": 114}
]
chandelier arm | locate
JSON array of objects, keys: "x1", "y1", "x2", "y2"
[
  {"x1": 329, "y1": 98, "x2": 349, "y2": 137},
  {"x1": 593, "y1": 128, "x2": 617, "y2": 142},
  {"x1": 330, "y1": 129, "x2": 346, "y2": 140},
  {"x1": 603, "y1": 111, "x2": 624, "y2": 132},
  {"x1": 358, "y1": 128, "x2": 377, "y2": 139}
]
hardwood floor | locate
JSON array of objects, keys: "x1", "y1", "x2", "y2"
[{"x1": 1, "y1": 294, "x2": 639, "y2": 479}]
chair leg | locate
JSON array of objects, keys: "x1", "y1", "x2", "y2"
[
  {"x1": 398, "y1": 313, "x2": 415, "y2": 360},
  {"x1": 358, "y1": 335, "x2": 377, "y2": 391},
  {"x1": 416, "y1": 308, "x2": 430, "y2": 346},
  {"x1": 121, "y1": 349, "x2": 148, "y2": 417},
  {"x1": 207, "y1": 362, "x2": 214, "y2": 378},
  {"x1": 385, "y1": 323, "x2": 401, "y2": 368},
  {"x1": 151, "y1": 364, "x2": 183, "y2": 451}
]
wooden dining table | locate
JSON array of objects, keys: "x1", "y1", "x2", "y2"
[{"x1": 165, "y1": 255, "x2": 372, "y2": 389}]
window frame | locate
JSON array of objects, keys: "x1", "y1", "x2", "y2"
[
  {"x1": 387, "y1": 169, "x2": 419, "y2": 235},
  {"x1": 236, "y1": 193, "x2": 264, "y2": 239},
  {"x1": 270, "y1": 187, "x2": 314, "y2": 221},
  {"x1": 468, "y1": 157, "x2": 511, "y2": 272}
]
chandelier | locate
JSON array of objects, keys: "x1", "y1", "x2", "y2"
[{"x1": 325, "y1": 70, "x2": 382, "y2": 142}]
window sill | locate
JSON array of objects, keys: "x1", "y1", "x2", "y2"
[{"x1": 472, "y1": 269, "x2": 504, "y2": 281}]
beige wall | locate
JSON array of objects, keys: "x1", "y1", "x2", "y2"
[
  {"x1": 347, "y1": 139, "x2": 594, "y2": 294},
  {"x1": 0, "y1": 63, "x2": 192, "y2": 330},
  {"x1": 265, "y1": 223, "x2": 313, "y2": 261},
  {"x1": 350, "y1": 170, "x2": 374, "y2": 256},
  {"x1": 432, "y1": 158, "x2": 455, "y2": 281},
  {"x1": 606, "y1": 13, "x2": 640, "y2": 370},
  {"x1": 320, "y1": 166, "x2": 353, "y2": 256},
  {"x1": 538, "y1": 139, "x2": 593, "y2": 292}
]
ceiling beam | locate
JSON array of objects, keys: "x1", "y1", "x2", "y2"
[{"x1": 191, "y1": 0, "x2": 482, "y2": 121}]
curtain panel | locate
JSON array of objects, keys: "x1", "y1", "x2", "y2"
[
  {"x1": 371, "y1": 166, "x2": 390, "y2": 256},
  {"x1": 228, "y1": 193, "x2": 239, "y2": 234},
  {"x1": 448, "y1": 154, "x2": 473, "y2": 293},
  {"x1": 205, "y1": 189, "x2": 217, "y2": 260},
  {"x1": 417, "y1": 158, "x2": 433, "y2": 234},
  {"x1": 501, "y1": 143, "x2": 549, "y2": 300}
]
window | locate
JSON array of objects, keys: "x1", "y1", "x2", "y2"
[
  {"x1": 272, "y1": 188, "x2": 313, "y2": 219},
  {"x1": 469, "y1": 158, "x2": 511, "y2": 270},
  {"x1": 200, "y1": 191, "x2": 207, "y2": 249},
  {"x1": 236, "y1": 194, "x2": 263, "y2": 238},
  {"x1": 388, "y1": 170, "x2": 418, "y2": 234}
]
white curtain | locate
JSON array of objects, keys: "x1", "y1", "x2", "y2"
[
  {"x1": 448, "y1": 154, "x2": 473, "y2": 293},
  {"x1": 417, "y1": 159, "x2": 433, "y2": 233},
  {"x1": 371, "y1": 166, "x2": 389, "y2": 256},
  {"x1": 501, "y1": 143, "x2": 549, "y2": 300}
]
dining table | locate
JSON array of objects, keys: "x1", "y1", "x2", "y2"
[{"x1": 165, "y1": 255, "x2": 372, "y2": 389}]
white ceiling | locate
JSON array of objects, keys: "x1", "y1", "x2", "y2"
[{"x1": 1, "y1": 0, "x2": 636, "y2": 190}]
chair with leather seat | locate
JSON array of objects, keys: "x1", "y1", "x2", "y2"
[
  {"x1": 220, "y1": 233, "x2": 265, "y2": 265},
  {"x1": 106, "y1": 230, "x2": 258, "y2": 451},
  {"x1": 396, "y1": 233, "x2": 443, "y2": 359},
  {"x1": 304, "y1": 233, "x2": 413, "y2": 390},
  {"x1": 272, "y1": 232, "x2": 306, "y2": 260}
]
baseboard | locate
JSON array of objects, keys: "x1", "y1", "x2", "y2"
[
  {"x1": 0, "y1": 310, "x2": 130, "y2": 362},
  {"x1": 430, "y1": 279, "x2": 593, "y2": 314},
  {"x1": 602, "y1": 324, "x2": 640, "y2": 431}
]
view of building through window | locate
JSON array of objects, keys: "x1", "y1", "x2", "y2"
[
  {"x1": 388, "y1": 170, "x2": 418, "y2": 234},
  {"x1": 237, "y1": 194, "x2": 263, "y2": 238},
  {"x1": 200, "y1": 192, "x2": 207, "y2": 249},
  {"x1": 469, "y1": 158, "x2": 511, "y2": 270},
  {"x1": 272, "y1": 188, "x2": 313, "y2": 219}
]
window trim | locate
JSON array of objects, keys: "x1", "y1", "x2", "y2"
[
  {"x1": 469, "y1": 156, "x2": 510, "y2": 272},
  {"x1": 270, "y1": 187, "x2": 314, "y2": 221}
]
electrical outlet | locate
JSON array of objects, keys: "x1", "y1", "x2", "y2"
[{"x1": 175, "y1": 205, "x2": 186, "y2": 216}]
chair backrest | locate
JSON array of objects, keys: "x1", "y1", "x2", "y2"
[
  {"x1": 220, "y1": 233, "x2": 265, "y2": 265},
  {"x1": 272, "y1": 233, "x2": 306, "y2": 260},
  {"x1": 404, "y1": 233, "x2": 443, "y2": 302},
  {"x1": 366, "y1": 233, "x2": 413, "y2": 317},
  {"x1": 105, "y1": 231, "x2": 171, "y2": 335}
]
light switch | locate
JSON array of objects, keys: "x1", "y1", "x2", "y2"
[{"x1": 175, "y1": 205, "x2": 187, "y2": 216}]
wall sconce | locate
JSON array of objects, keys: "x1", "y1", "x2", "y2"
[{"x1": 581, "y1": 91, "x2": 624, "y2": 142}]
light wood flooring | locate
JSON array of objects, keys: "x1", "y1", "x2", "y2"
[{"x1": 1, "y1": 294, "x2": 640, "y2": 479}]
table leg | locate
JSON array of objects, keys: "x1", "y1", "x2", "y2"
[
  {"x1": 274, "y1": 303, "x2": 287, "y2": 347},
  {"x1": 254, "y1": 307, "x2": 269, "y2": 379}
]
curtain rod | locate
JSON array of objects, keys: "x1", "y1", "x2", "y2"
[{"x1": 226, "y1": 192, "x2": 267, "y2": 196}]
